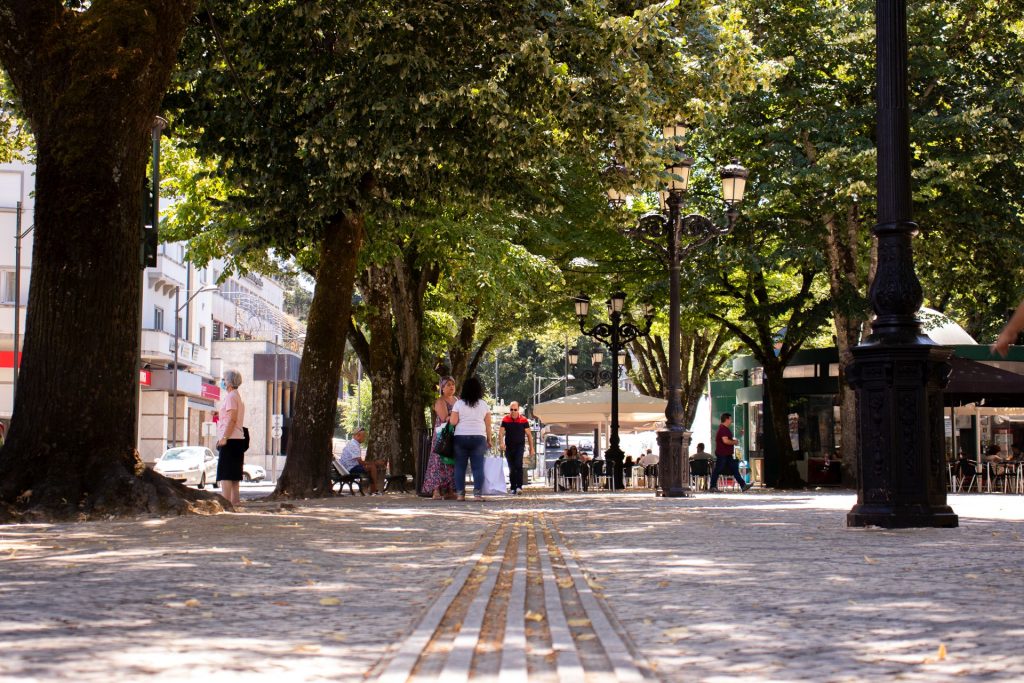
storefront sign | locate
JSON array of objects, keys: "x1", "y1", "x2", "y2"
[
  {"x1": 139, "y1": 369, "x2": 151, "y2": 386},
  {"x1": 201, "y1": 383, "x2": 221, "y2": 400}
]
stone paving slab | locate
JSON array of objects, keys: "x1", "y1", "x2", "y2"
[{"x1": 0, "y1": 489, "x2": 1021, "y2": 682}]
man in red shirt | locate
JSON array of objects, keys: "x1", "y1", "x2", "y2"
[
  {"x1": 711, "y1": 412, "x2": 752, "y2": 492},
  {"x1": 499, "y1": 402, "x2": 535, "y2": 495}
]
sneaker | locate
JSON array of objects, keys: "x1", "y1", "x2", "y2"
[
  {"x1": 741, "y1": 483, "x2": 753, "y2": 492},
  {"x1": 708, "y1": 487, "x2": 721, "y2": 493}
]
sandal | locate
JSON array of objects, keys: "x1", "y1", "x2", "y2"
[
  {"x1": 431, "y1": 491, "x2": 443, "y2": 500},
  {"x1": 456, "y1": 493, "x2": 466, "y2": 501}
]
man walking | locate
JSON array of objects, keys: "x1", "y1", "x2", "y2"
[
  {"x1": 499, "y1": 402, "x2": 535, "y2": 495},
  {"x1": 710, "y1": 413, "x2": 752, "y2": 492}
]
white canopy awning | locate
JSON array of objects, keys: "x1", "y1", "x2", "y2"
[{"x1": 533, "y1": 385, "x2": 666, "y2": 434}]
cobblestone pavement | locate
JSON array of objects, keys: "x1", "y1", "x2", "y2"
[{"x1": 0, "y1": 489, "x2": 1021, "y2": 682}]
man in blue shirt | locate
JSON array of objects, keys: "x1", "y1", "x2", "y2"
[{"x1": 499, "y1": 402, "x2": 535, "y2": 495}]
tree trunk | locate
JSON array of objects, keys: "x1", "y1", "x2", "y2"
[
  {"x1": 0, "y1": 2, "x2": 217, "y2": 521},
  {"x1": 390, "y1": 252, "x2": 438, "y2": 478},
  {"x1": 361, "y1": 263, "x2": 402, "y2": 471},
  {"x1": 273, "y1": 215, "x2": 363, "y2": 498},
  {"x1": 824, "y1": 205, "x2": 868, "y2": 486},
  {"x1": 762, "y1": 361, "x2": 805, "y2": 489},
  {"x1": 449, "y1": 316, "x2": 477, "y2": 388}
]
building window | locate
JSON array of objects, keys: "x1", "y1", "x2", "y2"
[
  {"x1": 212, "y1": 321, "x2": 222, "y2": 341},
  {"x1": 1, "y1": 271, "x2": 16, "y2": 304},
  {"x1": 154, "y1": 306, "x2": 165, "y2": 332},
  {"x1": 199, "y1": 326, "x2": 206, "y2": 347}
]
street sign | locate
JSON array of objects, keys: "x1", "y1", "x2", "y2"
[
  {"x1": 272, "y1": 414, "x2": 283, "y2": 428},
  {"x1": 271, "y1": 426, "x2": 283, "y2": 439}
]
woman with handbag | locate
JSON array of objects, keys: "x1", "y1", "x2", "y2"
[
  {"x1": 423, "y1": 376, "x2": 458, "y2": 499},
  {"x1": 215, "y1": 369, "x2": 246, "y2": 508}
]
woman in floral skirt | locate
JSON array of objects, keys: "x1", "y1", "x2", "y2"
[{"x1": 423, "y1": 376, "x2": 458, "y2": 499}]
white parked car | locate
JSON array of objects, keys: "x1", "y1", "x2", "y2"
[
  {"x1": 154, "y1": 446, "x2": 218, "y2": 489},
  {"x1": 242, "y1": 464, "x2": 266, "y2": 483}
]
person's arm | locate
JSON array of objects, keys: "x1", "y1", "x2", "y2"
[
  {"x1": 434, "y1": 397, "x2": 451, "y2": 423},
  {"x1": 485, "y1": 412, "x2": 493, "y2": 449},
  {"x1": 217, "y1": 406, "x2": 237, "y2": 446},
  {"x1": 993, "y1": 299, "x2": 1024, "y2": 357},
  {"x1": 498, "y1": 423, "x2": 506, "y2": 452},
  {"x1": 527, "y1": 427, "x2": 536, "y2": 456},
  {"x1": 449, "y1": 409, "x2": 460, "y2": 426}
]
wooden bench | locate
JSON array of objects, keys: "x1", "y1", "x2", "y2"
[{"x1": 331, "y1": 460, "x2": 371, "y2": 495}]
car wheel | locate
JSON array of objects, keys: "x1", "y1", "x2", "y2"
[
  {"x1": 198, "y1": 473, "x2": 206, "y2": 489},
  {"x1": 243, "y1": 473, "x2": 251, "y2": 483}
]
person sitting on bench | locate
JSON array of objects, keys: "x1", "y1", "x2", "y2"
[{"x1": 336, "y1": 428, "x2": 384, "y2": 495}]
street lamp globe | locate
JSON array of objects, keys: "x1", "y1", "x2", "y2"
[
  {"x1": 568, "y1": 347, "x2": 580, "y2": 366},
  {"x1": 642, "y1": 302, "x2": 656, "y2": 320},
  {"x1": 662, "y1": 122, "x2": 689, "y2": 141},
  {"x1": 720, "y1": 158, "x2": 749, "y2": 205},
  {"x1": 610, "y1": 291, "x2": 627, "y2": 314},
  {"x1": 574, "y1": 293, "x2": 591, "y2": 318},
  {"x1": 667, "y1": 156, "x2": 694, "y2": 193},
  {"x1": 592, "y1": 350, "x2": 604, "y2": 365},
  {"x1": 616, "y1": 349, "x2": 627, "y2": 366}
]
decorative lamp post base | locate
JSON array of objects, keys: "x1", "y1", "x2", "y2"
[
  {"x1": 657, "y1": 429, "x2": 692, "y2": 497},
  {"x1": 846, "y1": 343, "x2": 959, "y2": 529},
  {"x1": 605, "y1": 445, "x2": 626, "y2": 491}
]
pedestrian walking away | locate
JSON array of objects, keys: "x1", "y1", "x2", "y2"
[
  {"x1": 499, "y1": 401, "x2": 534, "y2": 495},
  {"x1": 710, "y1": 412, "x2": 752, "y2": 492},
  {"x1": 449, "y1": 376, "x2": 492, "y2": 501}
]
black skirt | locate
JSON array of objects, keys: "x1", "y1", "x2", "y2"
[{"x1": 216, "y1": 439, "x2": 246, "y2": 482}]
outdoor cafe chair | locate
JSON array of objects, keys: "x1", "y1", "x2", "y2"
[{"x1": 557, "y1": 460, "x2": 584, "y2": 492}]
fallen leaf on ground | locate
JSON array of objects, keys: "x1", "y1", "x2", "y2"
[
  {"x1": 241, "y1": 556, "x2": 253, "y2": 566},
  {"x1": 567, "y1": 618, "x2": 591, "y2": 628},
  {"x1": 525, "y1": 611, "x2": 545, "y2": 622},
  {"x1": 291, "y1": 644, "x2": 320, "y2": 654},
  {"x1": 576, "y1": 633, "x2": 596, "y2": 641},
  {"x1": 305, "y1": 579, "x2": 316, "y2": 586},
  {"x1": 657, "y1": 581, "x2": 670, "y2": 588},
  {"x1": 937, "y1": 644, "x2": 947, "y2": 661},
  {"x1": 585, "y1": 578, "x2": 604, "y2": 591},
  {"x1": 183, "y1": 599, "x2": 201, "y2": 608},
  {"x1": 273, "y1": 601, "x2": 290, "y2": 606},
  {"x1": 557, "y1": 578, "x2": 574, "y2": 588},
  {"x1": 864, "y1": 556, "x2": 878, "y2": 565},
  {"x1": 663, "y1": 627, "x2": 689, "y2": 640},
  {"x1": 319, "y1": 597, "x2": 341, "y2": 606},
  {"x1": 292, "y1": 558, "x2": 312, "y2": 564}
]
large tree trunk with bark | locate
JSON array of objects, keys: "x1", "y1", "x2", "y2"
[
  {"x1": 360, "y1": 263, "x2": 402, "y2": 470},
  {"x1": 0, "y1": 2, "x2": 222, "y2": 521},
  {"x1": 762, "y1": 361, "x2": 805, "y2": 489},
  {"x1": 389, "y1": 252, "x2": 438, "y2": 478},
  {"x1": 273, "y1": 216, "x2": 363, "y2": 498},
  {"x1": 824, "y1": 205, "x2": 869, "y2": 487}
]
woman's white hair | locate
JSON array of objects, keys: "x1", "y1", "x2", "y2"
[{"x1": 223, "y1": 369, "x2": 243, "y2": 388}]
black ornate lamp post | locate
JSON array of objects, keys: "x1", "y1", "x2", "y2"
[
  {"x1": 846, "y1": 0, "x2": 957, "y2": 527},
  {"x1": 574, "y1": 293, "x2": 654, "y2": 489},
  {"x1": 568, "y1": 347, "x2": 613, "y2": 389},
  {"x1": 622, "y1": 125, "x2": 747, "y2": 497}
]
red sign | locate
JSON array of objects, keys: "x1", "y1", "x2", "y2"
[
  {"x1": 201, "y1": 383, "x2": 221, "y2": 400},
  {"x1": 0, "y1": 351, "x2": 21, "y2": 369},
  {"x1": 139, "y1": 369, "x2": 151, "y2": 386}
]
